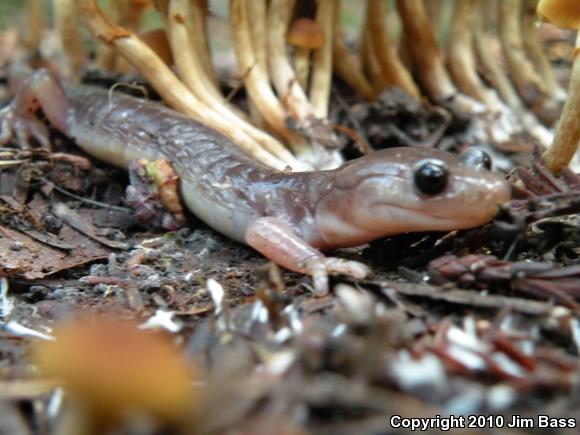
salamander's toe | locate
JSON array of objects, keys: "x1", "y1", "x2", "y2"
[
  {"x1": 0, "y1": 106, "x2": 15, "y2": 145},
  {"x1": 0, "y1": 104, "x2": 51, "y2": 149},
  {"x1": 306, "y1": 257, "x2": 371, "y2": 298},
  {"x1": 323, "y1": 258, "x2": 371, "y2": 280}
]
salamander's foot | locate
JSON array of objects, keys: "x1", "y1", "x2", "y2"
[
  {"x1": 245, "y1": 217, "x2": 371, "y2": 297},
  {"x1": 305, "y1": 257, "x2": 370, "y2": 297},
  {"x1": 0, "y1": 103, "x2": 51, "y2": 149},
  {"x1": 0, "y1": 68, "x2": 69, "y2": 150}
]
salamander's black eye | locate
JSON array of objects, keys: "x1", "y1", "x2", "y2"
[
  {"x1": 459, "y1": 147, "x2": 492, "y2": 171},
  {"x1": 413, "y1": 159, "x2": 449, "y2": 196}
]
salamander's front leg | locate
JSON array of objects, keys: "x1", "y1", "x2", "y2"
[
  {"x1": 0, "y1": 68, "x2": 69, "y2": 149},
  {"x1": 245, "y1": 217, "x2": 370, "y2": 297}
]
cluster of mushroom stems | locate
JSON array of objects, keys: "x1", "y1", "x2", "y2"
[{"x1": 30, "y1": 0, "x2": 580, "y2": 173}]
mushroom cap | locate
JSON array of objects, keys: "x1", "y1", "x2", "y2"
[
  {"x1": 538, "y1": 0, "x2": 580, "y2": 29},
  {"x1": 35, "y1": 318, "x2": 197, "y2": 423},
  {"x1": 287, "y1": 18, "x2": 325, "y2": 49}
]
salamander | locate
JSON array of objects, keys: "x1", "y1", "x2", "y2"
[{"x1": 0, "y1": 69, "x2": 511, "y2": 295}]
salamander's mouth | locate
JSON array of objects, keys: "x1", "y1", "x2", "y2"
[{"x1": 368, "y1": 201, "x2": 498, "y2": 234}]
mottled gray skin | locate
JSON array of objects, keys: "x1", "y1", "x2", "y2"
[
  {"x1": 66, "y1": 86, "x2": 333, "y2": 245},
  {"x1": 63, "y1": 86, "x2": 512, "y2": 250}
]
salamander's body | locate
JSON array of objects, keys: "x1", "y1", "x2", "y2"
[
  {"x1": 66, "y1": 85, "x2": 329, "y2": 247},
  {"x1": 0, "y1": 69, "x2": 511, "y2": 295}
]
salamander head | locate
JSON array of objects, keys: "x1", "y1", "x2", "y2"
[{"x1": 315, "y1": 147, "x2": 511, "y2": 248}]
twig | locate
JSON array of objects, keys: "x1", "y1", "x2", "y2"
[
  {"x1": 373, "y1": 280, "x2": 563, "y2": 316},
  {"x1": 43, "y1": 178, "x2": 131, "y2": 213}
]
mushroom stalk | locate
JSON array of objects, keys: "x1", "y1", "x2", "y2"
[
  {"x1": 498, "y1": 0, "x2": 559, "y2": 125},
  {"x1": 366, "y1": 0, "x2": 420, "y2": 99},
  {"x1": 424, "y1": 0, "x2": 445, "y2": 42},
  {"x1": 447, "y1": 0, "x2": 521, "y2": 143},
  {"x1": 309, "y1": 0, "x2": 334, "y2": 118},
  {"x1": 294, "y1": 47, "x2": 311, "y2": 91},
  {"x1": 265, "y1": 0, "x2": 342, "y2": 167},
  {"x1": 521, "y1": 0, "x2": 566, "y2": 102},
  {"x1": 188, "y1": 0, "x2": 217, "y2": 87},
  {"x1": 473, "y1": 0, "x2": 553, "y2": 147},
  {"x1": 447, "y1": 0, "x2": 497, "y2": 107},
  {"x1": 267, "y1": 0, "x2": 307, "y2": 118},
  {"x1": 78, "y1": 0, "x2": 292, "y2": 170},
  {"x1": 54, "y1": 0, "x2": 86, "y2": 79},
  {"x1": 470, "y1": 0, "x2": 554, "y2": 145},
  {"x1": 229, "y1": 0, "x2": 313, "y2": 162},
  {"x1": 474, "y1": 0, "x2": 523, "y2": 110},
  {"x1": 163, "y1": 0, "x2": 246, "y2": 119},
  {"x1": 167, "y1": 0, "x2": 298, "y2": 167},
  {"x1": 361, "y1": 27, "x2": 388, "y2": 94},
  {"x1": 267, "y1": 1, "x2": 322, "y2": 123},
  {"x1": 396, "y1": 0, "x2": 485, "y2": 116},
  {"x1": 24, "y1": 0, "x2": 45, "y2": 51},
  {"x1": 332, "y1": 1, "x2": 376, "y2": 101},
  {"x1": 95, "y1": 0, "x2": 129, "y2": 72},
  {"x1": 246, "y1": 0, "x2": 268, "y2": 73},
  {"x1": 542, "y1": 32, "x2": 580, "y2": 172}
]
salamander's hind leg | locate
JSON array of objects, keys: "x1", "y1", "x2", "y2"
[
  {"x1": 245, "y1": 217, "x2": 370, "y2": 297},
  {"x1": 0, "y1": 68, "x2": 69, "y2": 149}
]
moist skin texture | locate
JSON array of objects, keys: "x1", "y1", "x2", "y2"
[{"x1": 0, "y1": 69, "x2": 511, "y2": 296}]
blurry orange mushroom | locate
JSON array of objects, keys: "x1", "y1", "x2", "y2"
[{"x1": 34, "y1": 318, "x2": 198, "y2": 430}]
